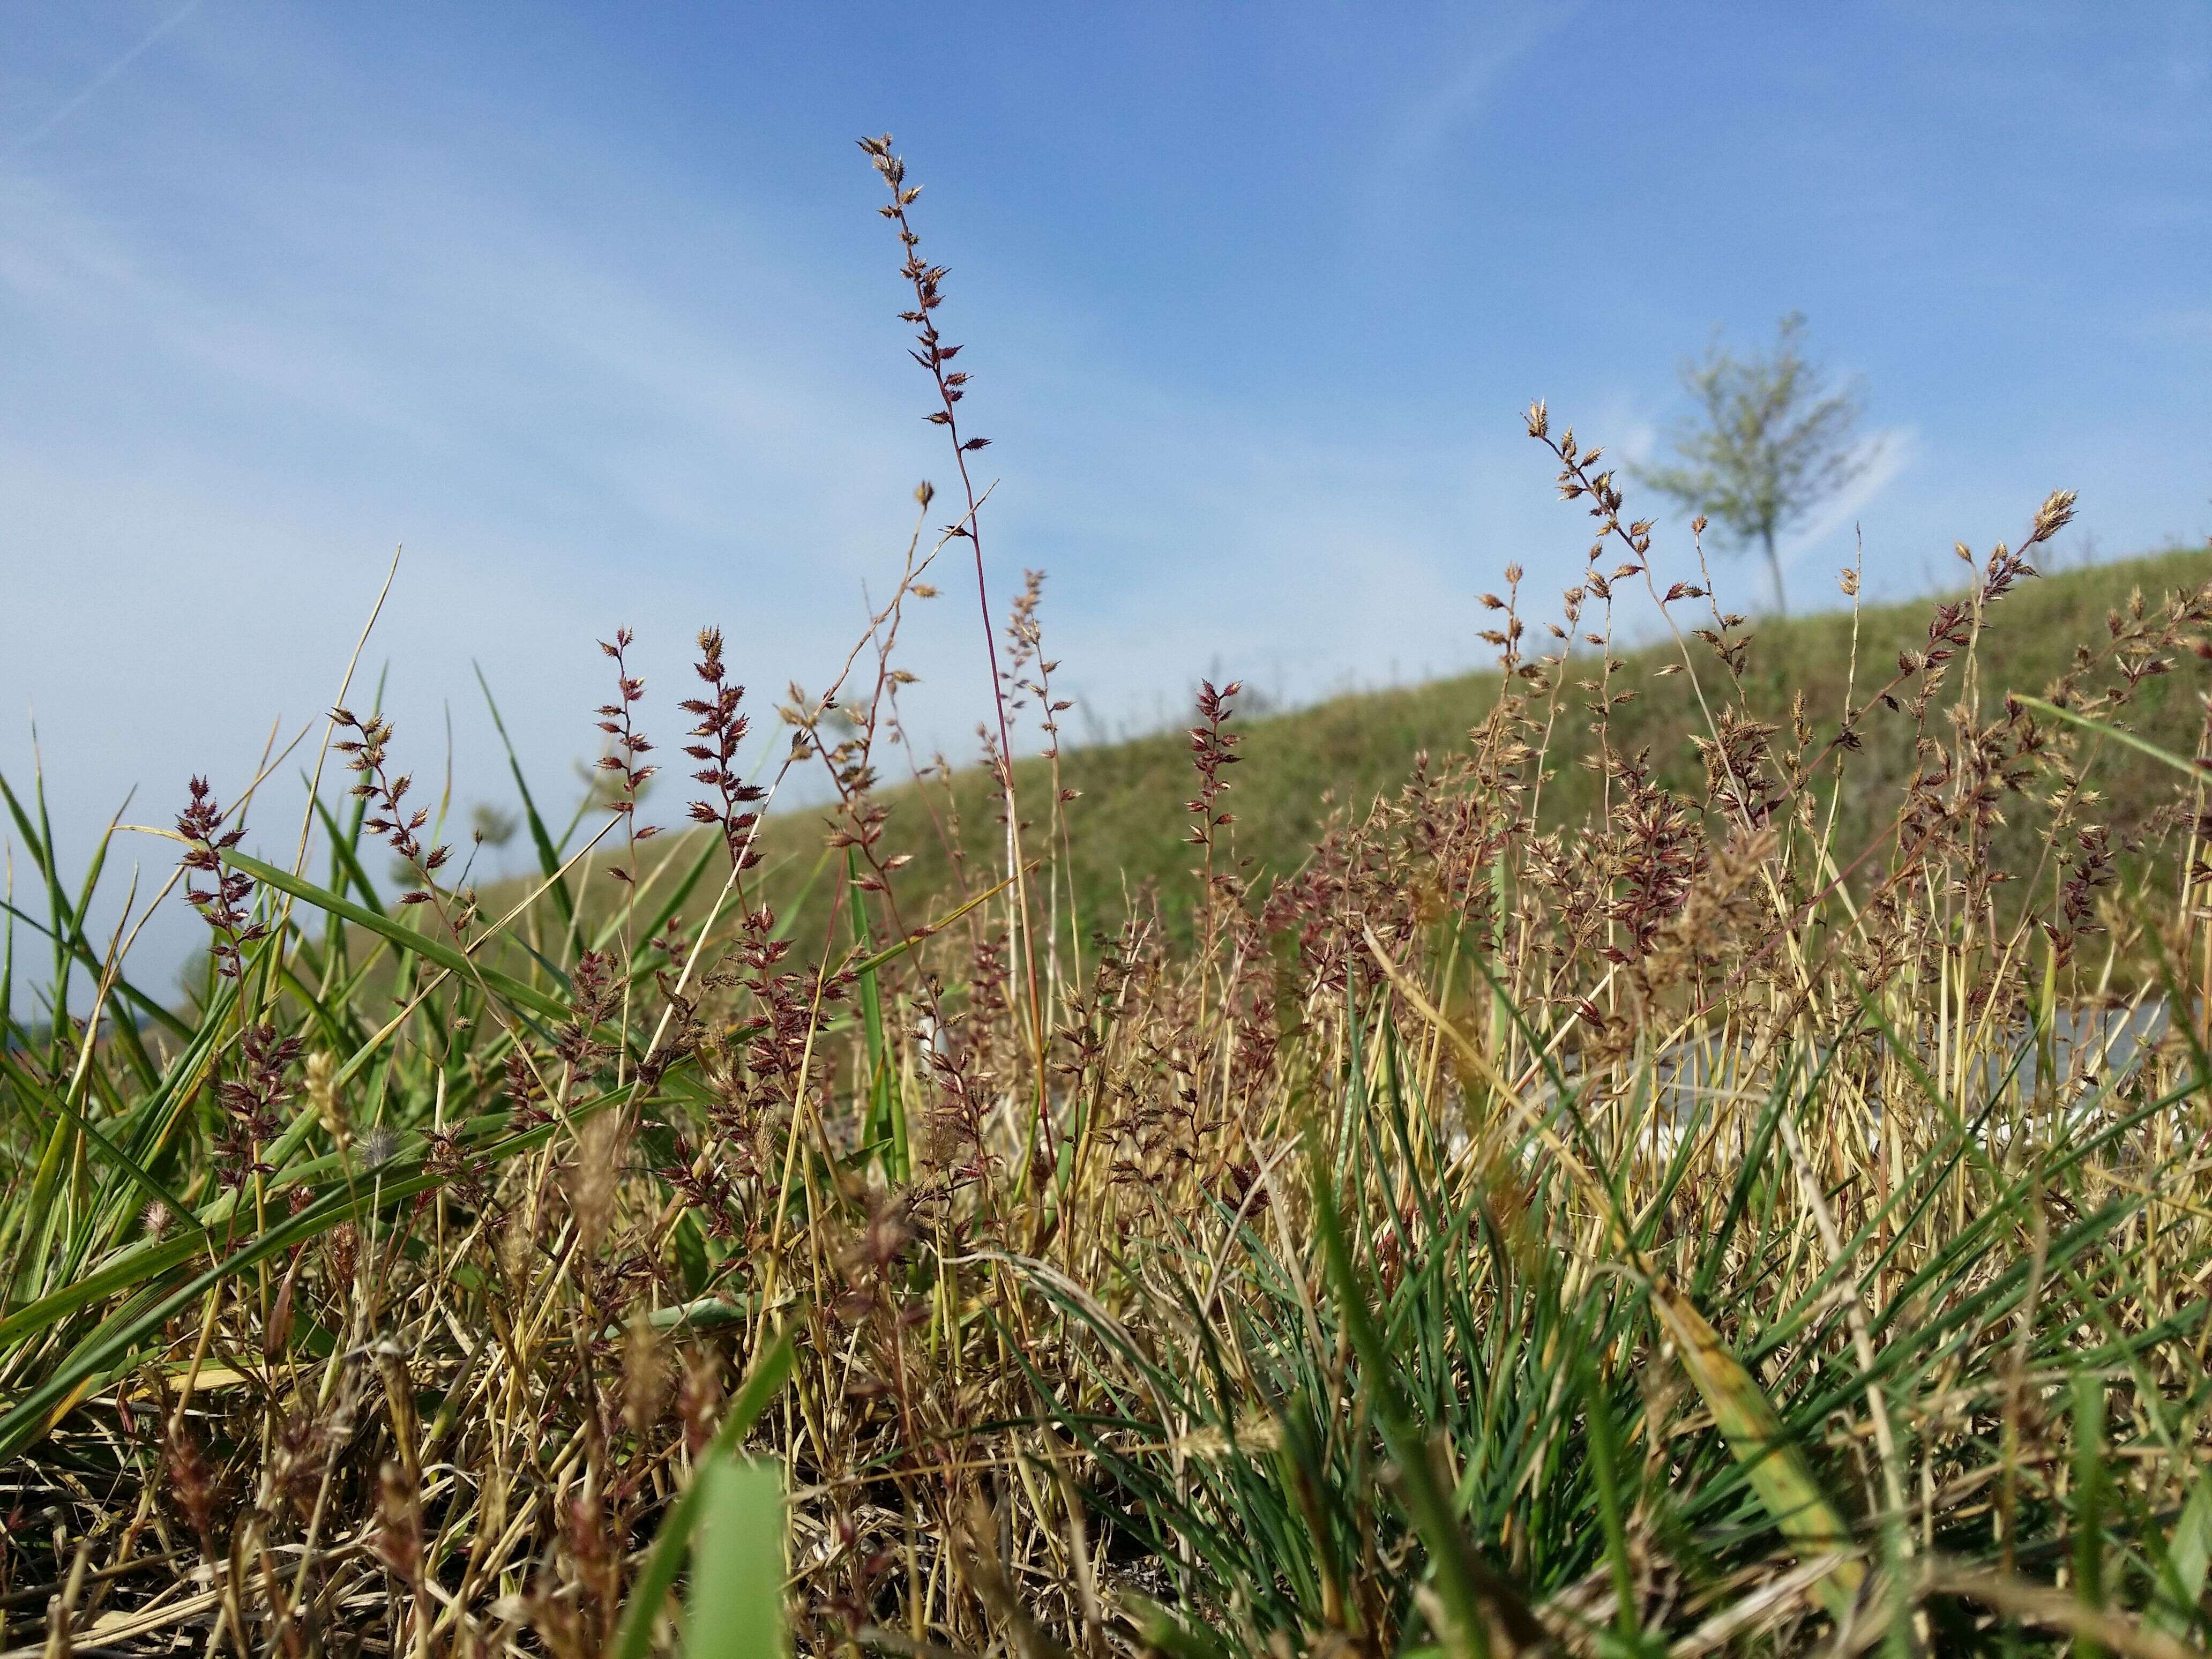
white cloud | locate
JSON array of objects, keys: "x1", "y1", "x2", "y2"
[{"x1": 1780, "y1": 424, "x2": 1919, "y2": 574}]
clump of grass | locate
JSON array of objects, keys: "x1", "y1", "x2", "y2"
[{"x1": 2, "y1": 136, "x2": 2211, "y2": 1659}]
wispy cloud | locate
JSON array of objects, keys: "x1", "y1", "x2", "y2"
[
  {"x1": 1376, "y1": 3, "x2": 1583, "y2": 176},
  {"x1": 1781, "y1": 426, "x2": 1918, "y2": 576},
  {"x1": 3, "y1": 0, "x2": 201, "y2": 160}
]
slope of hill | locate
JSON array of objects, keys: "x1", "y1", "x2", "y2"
[{"x1": 719, "y1": 542, "x2": 2212, "y2": 954}]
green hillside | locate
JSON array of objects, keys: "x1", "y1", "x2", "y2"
[{"x1": 715, "y1": 541, "x2": 2212, "y2": 958}]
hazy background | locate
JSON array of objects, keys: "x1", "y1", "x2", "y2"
[{"x1": 4, "y1": 2, "x2": 2208, "y2": 991}]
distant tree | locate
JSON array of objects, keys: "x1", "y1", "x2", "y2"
[
  {"x1": 573, "y1": 757, "x2": 654, "y2": 815},
  {"x1": 1635, "y1": 312, "x2": 1876, "y2": 615},
  {"x1": 470, "y1": 803, "x2": 519, "y2": 849}
]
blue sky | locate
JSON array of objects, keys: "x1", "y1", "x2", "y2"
[{"x1": 3, "y1": 2, "x2": 2208, "y2": 990}]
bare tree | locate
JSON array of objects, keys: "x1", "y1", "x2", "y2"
[{"x1": 1635, "y1": 312, "x2": 1876, "y2": 614}]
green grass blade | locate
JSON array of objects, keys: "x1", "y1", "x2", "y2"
[
  {"x1": 2149, "y1": 1466, "x2": 2212, "y2": 1641},
  {"x1": 1307, "y1": 1111, "x2": 1511, "y2": 1659},
  {"x1": 846, "y1": 851, "x2": 902, "y2": 1179},
  {"x1": 0, "y1": 1050, "x2": 208, "y2": 1247},
  {"x1": 310, "y1": 790, "x2": 387, "y2": 914},
  {"x1": 226, "y1": 851, "x2": 570, "y2": 1022},
  {"x1": 611, "y1": 1327, "x2": 797, "y2": 1659},
  {"x1": 685, "y1": 1459, "x2": 787, "y2": 1657},
  {"x1": 473, "y1": 663, "x2": 575, "y2": 926},
  {"x1": 2074, "y1": 1372, "x2": 2108, "y2": 1659},
  {"x1": 2015, "y1": 694, "x2": 2208, "y2": 781}
]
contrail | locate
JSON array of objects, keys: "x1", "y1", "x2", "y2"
[{"x1": 5, "y1": 0, "x2": 204, "y2": 160}]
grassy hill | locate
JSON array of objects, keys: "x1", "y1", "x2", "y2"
[
  {"x1": 698, "y1": 541, "x2": 2211, "y2": 961},
  {"x1": 459, "y1": 540, "x2": 2212, "y2": 985}
]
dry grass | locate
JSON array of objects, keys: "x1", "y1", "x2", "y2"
[{"x1": 2, "y1": 138, "x2": 2210, "y2": 1658}]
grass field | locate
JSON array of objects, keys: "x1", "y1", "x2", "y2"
[{"x1": 4, "y1": 138, "x2": 2212, "y2": 1658}]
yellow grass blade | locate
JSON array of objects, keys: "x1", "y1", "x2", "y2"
[{"x1": 1649, "y1": 1286, "x2": 1866, "y2": 1621}]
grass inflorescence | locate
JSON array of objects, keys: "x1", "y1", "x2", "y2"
[{"x1": 3, "y1": 137, "x2": 2211, "y2": 1658}]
